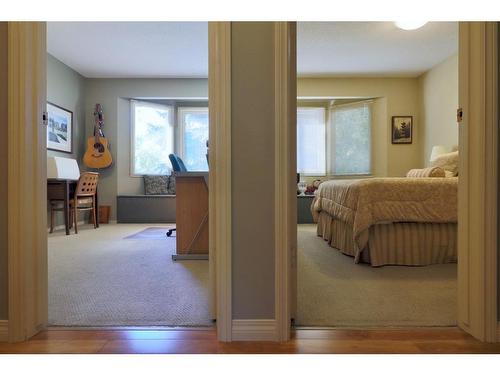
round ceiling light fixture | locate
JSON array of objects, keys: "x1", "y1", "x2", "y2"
[{"x1": 394, "y1": 21, "x2": 428, "y2": 30}]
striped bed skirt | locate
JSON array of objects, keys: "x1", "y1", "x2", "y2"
[{"x1": 316, "y1": 211, "x2": 457, "y2": 267}]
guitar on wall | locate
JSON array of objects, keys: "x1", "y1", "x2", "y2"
[{"x1": 83, "y1": 103, "x2": 113, "y2": 169}]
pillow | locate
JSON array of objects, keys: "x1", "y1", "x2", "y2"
[
  {"x1": 407, "y1": 166, "x2": 446, "y2": 178},
  {"x1": 430, "y1": 151, "x2": 459, "y2": 176},
  {"x1": 444, "y1": 170, "x2": 455, "y2": 178},
  {"x1": 143, "y1": 175, "x2": 169, "y2": 195},
  {"x1": 167, "y1": 174, "x2": 176, "y2": 195}
]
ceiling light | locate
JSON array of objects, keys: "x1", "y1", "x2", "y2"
[{"x1": 394, "y1": 21, "x2": 428, "y2": 30}]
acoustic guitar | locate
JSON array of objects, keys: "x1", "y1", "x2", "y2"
[{"x1": 83, "y1": 104, "x2": 113, "y2": 169}]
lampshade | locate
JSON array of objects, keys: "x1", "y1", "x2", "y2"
[
  {"x1": 47, "y1": 156, "x2": 80, "y2": 180},
  {"x1": 430, "y1": 145, "x2": 452, "y2": 162}
]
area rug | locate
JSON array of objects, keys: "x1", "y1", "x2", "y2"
[
  {"x1": 124, "y1": 226, "x2": 175, "y2": 240},
  {"x1": 48, "y1": 224, "x2": 211, "y2": 327},
  {"x1": 296, "y1": 224, "x2": 457, "y2": 327}
]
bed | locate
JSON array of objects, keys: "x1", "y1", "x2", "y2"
[{"x1": 310, "y1": 177, "x2": 458, "y2": 267}]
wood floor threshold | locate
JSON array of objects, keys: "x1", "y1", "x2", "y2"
[{"x1": 47, "y1": 325, "x2": 215, "y2": 331}]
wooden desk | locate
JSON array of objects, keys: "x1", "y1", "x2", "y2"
[
  {"x1": 173, "y1": 172, "x2": 208, "y2": 260},
  {"x1": 47, "y1": 179, "x2": 99, "y2": 235}
]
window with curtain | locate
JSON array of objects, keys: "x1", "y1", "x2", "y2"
[
  {"x1": 131, "y1": 100, "x2": 174, "y2": 175},
  {"x1": 296, "y1": 101, "x2": 372, "y2": 176},
  {"x1": 178, "y1": 107, "x2": 209, "y2": 171},
  {"x1": 297, "y1": 107, "x2": 326, "y2": 175},
  {"x1": 329, "y1": 102, "x2": 371, "y2": 175}
]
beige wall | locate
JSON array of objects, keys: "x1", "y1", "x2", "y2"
[
  {"x1": 298, "y1": 77, "x2": 422, "y2": 177},
  {"x1": 418, "y1": 54, "x2": 459, "y2": 165},
  {"x1": 231, "y1": 22, "x2": 276, "y2": 319},
  {"x1": 84, "y1": 78, "x2": 208, "y2": 220},
  {"x1": 0, "y1": 22, "x2": 8, "y2": 320}
]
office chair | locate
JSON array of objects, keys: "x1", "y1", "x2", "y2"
[{"x1": 166, "y1": 154, "x2": 187, "y2": 237}]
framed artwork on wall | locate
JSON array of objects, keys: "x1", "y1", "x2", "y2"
[
  {"x1": 391, "y1": 116, "x2": 413, "y2": 144},
  {"x1": 47, "y1": 102, "x2": 73, "y2": 153}
]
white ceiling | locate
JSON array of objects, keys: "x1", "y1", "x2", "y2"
[
  {"x1": 297, "y1": 22, "x2": 458, "y2": 77},
  {"x1": 47, "y1": 22, "x2": 209, "y2": 78},
  {"x1": 47, "y1": 21, "x2": 458, "y2": 79}
]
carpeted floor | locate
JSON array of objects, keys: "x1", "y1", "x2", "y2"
[
  {"x1": 48, "y1": 224, "x2": 212, "y2": 327},
  {"x1": 296, "y1": 224, "x2": 457, "y2": 327}
]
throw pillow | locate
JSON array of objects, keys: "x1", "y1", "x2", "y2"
[
  {"x1": 430, "y1": 151, "x2": 459, "y2": 176},
  {"x1": 406, "y1": 166, "x2": 446, "y2": 178},
  {"x1": 143, "y1": 175, "x2": 169, "y2": 195}
]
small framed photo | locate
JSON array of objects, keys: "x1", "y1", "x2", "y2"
[
  {"x1": 47, "y1": 102, "x2": 73, "y2": 153},
  {"x1": 392, "y1": 116, "x2": 413, "y2": 144}
]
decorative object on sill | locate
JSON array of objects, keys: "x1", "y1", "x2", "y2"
[
  {"x1": 47, "y1": 102, "x2": 73, "y2": 153},
  {"x1": 305, "y1": 179, "x2": 323, "y2": 194},
  {"x1": 391, "y1": 116, "x2": 413, "y2": 144},
  {"x1": 297, "y1": 181, "x2": 307, "y2": 196},
  {"x1": 83, "y1": 103, "x2": 113, "y2": 169}
]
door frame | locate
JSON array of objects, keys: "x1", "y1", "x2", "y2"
[
  {"x1": 7, "y1": 22, "x2": 48, "y2": 342},
  {"x1": 277, "y1": 21, "x2": 499, "y2": 342},
  {"x1": 5, "y1": 21, "x2": 234, "y2": 342},
  {"x1": 457, "y1": 22, "x2": 498, "y2": 342}
]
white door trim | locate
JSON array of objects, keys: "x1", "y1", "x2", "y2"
[
  {"x1": 274, "y1": 21, "x2": 297, "y2": 342},
  {"x1": 7, "y1": 22, "x2": 48, "y2": 342},
  {"x1": 457, "y1": 21, "x2": 498, "y2": 342},
  {"x1": 208, "y1": 22, "x2": 232, "y2": 342}
]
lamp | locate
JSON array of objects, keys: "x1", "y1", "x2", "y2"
[
  {"x1": 430, "y1": 145, "x2": 452, "y2": 163},
  {"x1": 395, "y1": 21, "x2": 428, "y2": 31},
  {"x1": 47, "y1": 156, "x2": 80, "y2": 180}
]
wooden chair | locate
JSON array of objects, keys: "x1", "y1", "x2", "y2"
[{"x1": 50, "y1": 172, "x2": 99, "y2": 234}]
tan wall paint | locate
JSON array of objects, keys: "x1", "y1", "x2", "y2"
[
  {"x1": 84, "y1": 79, "x2": 208, "y2": 220},
  {"x1": 0, "y1": 22, "x2": 8, "y2": 320},
  {"x1": 418, "y1": 54, "x2": 459, "y2": 165},
  {"x1": 231, "y1": 22, "x2": 276, "y2": 319},
  {"x1": 298, "y1": 77, "x2": 422, "y2": 177}
]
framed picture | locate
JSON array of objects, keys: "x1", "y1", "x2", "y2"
[
  {"x1": 391, "y1": 116, "x2": 413, "y2": 144},
  {"x1": 47, "y1": 102, "x2": 73, "y2": 153}
]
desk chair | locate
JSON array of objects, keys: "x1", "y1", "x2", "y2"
[
  {"x1": 166, "y1": 154, "x2": 187, "y2": 237},
  {"x1": 50, "y1": 172, "x2": 99, "y2": 234}
]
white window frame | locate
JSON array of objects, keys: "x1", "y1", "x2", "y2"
[
  {"x1": 328, "y1": 100, "x2": 373, "y2": 177},
  {"x1": 130, "y1": 99, "x2": 174, "y2": 177},
  {"x1": 177, "y1": 106, "x2": 210, "y2": 170}
]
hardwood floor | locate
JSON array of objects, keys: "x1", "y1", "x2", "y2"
[{"x1": 1, "y1": 328, "x2": 500, "y2": 354}]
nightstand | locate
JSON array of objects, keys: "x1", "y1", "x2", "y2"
[{"x1": 297, "y1": 194, "x2": 315, "y2": 224}]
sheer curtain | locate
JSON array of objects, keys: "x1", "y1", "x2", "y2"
[
  {"x1": 297, "y1": 107, "x2": 326, "y2": 176},
  {"x1": 329, "y1": 101, "x2": 371, "y2": 175}
]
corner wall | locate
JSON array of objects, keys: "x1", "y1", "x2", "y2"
[
  {"x1": 84, "y1": 78, "x2": 208, "y2": 220},
  {"x1": 418, "y1": 54, "x2": 459, "y2": 165},
  {"x1": 297, "y1": 77, "x2": 422, "y2": 177}
]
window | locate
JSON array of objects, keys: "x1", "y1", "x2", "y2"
[
  {"x1": 178, "y1": 107, "x2": 209, "y2": 171},
  {"x1": 329, "y1": 102, "x2": 371, "y2": 175},
  {"x1": 296, "y1": 101, "x2": 371, "y2": 176},
  {"x1": 297, "y1": 107, "x2": 326, "y2": 175},
  {"x1": 131, "y1": 100, "x2": 174, "y2": 175}
]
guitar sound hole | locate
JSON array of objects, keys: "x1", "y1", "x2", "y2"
[{"x1": 93, "y1": 143, "x2": 105, "y2": 153}]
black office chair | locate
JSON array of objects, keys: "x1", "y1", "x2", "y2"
[{"x1": 166, "y1": 154, "x2": 187, "y2": 237}]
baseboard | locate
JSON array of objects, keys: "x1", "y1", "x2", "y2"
[
  {"x1": 0, "y1": 320, "x2": 8, "y2": 342},
  {"x1": 232, "y1": 319, "x2": 277, "y2": 341}
]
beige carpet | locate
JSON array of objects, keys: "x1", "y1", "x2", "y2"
[
  {"x1": 48, "y1": 224, "x2": 212, "y2": 327},
  {"x1": 297, "y1": 224, "x2": 457, "y2": 327}
]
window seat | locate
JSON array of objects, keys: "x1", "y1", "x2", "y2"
[{"x1": 117, "y1": 195, "x2": 176, "y2": 223}]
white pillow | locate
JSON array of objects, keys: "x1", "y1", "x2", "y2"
[{"x1": 430, "y1": 151, "x2": 459, "y2": 176}]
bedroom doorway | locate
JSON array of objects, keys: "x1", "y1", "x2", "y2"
[{"x1": 290, "y1": 21, "x2": 498, "y2": 339}]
